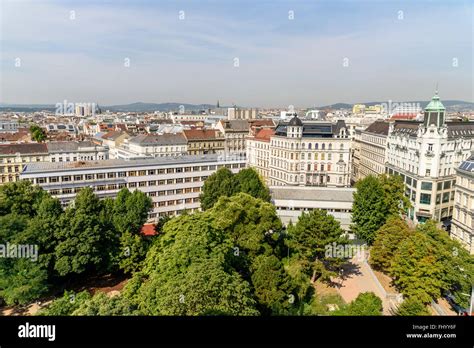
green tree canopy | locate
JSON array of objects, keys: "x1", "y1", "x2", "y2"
[
  {"x1": 369, "y1": 217, "x2": 411, "y2": 272},
  {"x1": 390, "y1": 231, "x2": 447, "y2": 304},
  {"x1": 30, "y1": 124, "x2": 47, "y2": 142},
  {"x1": 334, "y1": 292, "x2": 383, "y2": 316},
  {"x1": 199, "y1": 167, "x2": 270, "y2": 210},
  {"x1": 287, "y1": 209, "x2": 348, "y2": 282},
  {"x1": 395, "y1": 297, "x2": 431, "y2": 316},
  {"x1": 351, "y1": 175, "x2": 410, "y2": 244}
]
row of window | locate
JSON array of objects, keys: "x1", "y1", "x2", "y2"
[{"x1": 152, "y1": 197, "x2": 200, "y2": 207}]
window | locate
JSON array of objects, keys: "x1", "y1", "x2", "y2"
[
  {"x1": 128, "y1": 171, "x2": 137, "y2": 176},
  {"x1": 139, "y1": 182, "x2": 146, "y2": 187},
  {"x1": 107, "y1": 173, "x2": 116, "y2": 178},
  {"x1": 148, "y1": 170, "x2": 156, "y2": 175},
  {"x1": 139, "y1": 170, "x2": 146, "y2": 176},
  {"x1": 442, "y1": 192, "x2": 450, "y2": 203},
  {"x1": 437, "y1": 182, "x2": 443, "y2": 191},
  {"x1": 426, "y1": 169, "x2": 431, "y2": 176},
  {"x1": 421, "y1": 182, "x2": 432, "y2": 191},
  {"x1": 444, "y1": 181, "x2": 451, "y2": 190},
  {"x1": 118, "y1": 172, "x2": 126, "y2": 177},
  {"x1": 97, "y1": 173, "x2": 105, "y2": 179},
  {"x1": 419, "y1": 193, "x2": 431, "y2": 205},
  {"x1": 129, "y1": 182, "x2": 137, "y2": 188},
  {"x1": 167, "y1": 179, "x2": 174, "y2": 185},
  {"x1": 428, "y1": 144, "x2": 433, "y2": 151}
]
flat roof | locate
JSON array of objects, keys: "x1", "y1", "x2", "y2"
[
  {"x1": 270, "y1": 186, "x2": 355, "y2": 202},
  {"x1": 22, "y1": 154, "x2": 245, "y2": 174}
]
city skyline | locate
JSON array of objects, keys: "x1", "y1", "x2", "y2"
[{"x1": 1, "y1": 0, "x2": 473, "y2": 107}]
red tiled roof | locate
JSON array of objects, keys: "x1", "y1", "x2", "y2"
[
  {"x1": 390, "y1": 114, "x2": 418, "y2": 120},
  {"x1": 254, "y1": 128, "x2": 275, "y2": 142},
  {"x1": 140, "y1": 224, "x2": 157, "y2": 236},
  {"x1": 249, "y1": 119, "x2": 275, "y2": 128}
]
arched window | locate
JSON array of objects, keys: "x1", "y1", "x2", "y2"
[
  {"x1": 315, "y1": 143, "x2": 319, "y2": 150},
  {"x1": 340, "y1": 144, "x2": 344, "y2": 150},
  {"x1": 328, "y1": 143, "x2": 332, "y2": 150},
  {"x1": 308, "y1": 143, "x2": 312, "y2": 149},
  {"x1": 322, "y1": 143, "x2": 326, "y2": 150}
]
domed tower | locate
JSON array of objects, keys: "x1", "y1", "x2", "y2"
[
  {"x1": 423, "y1": 91, "x2": 446, "y2": 128},
  {"x1": 287, "y1": 112, "x2": 303, "y2": 138}
]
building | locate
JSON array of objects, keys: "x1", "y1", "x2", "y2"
[
  {"x1": 227, "y1": 107, "x2": 258, "y2": 120},
  {"x1": 0, "y1": 143, "x2": 49, "y2": 184},
  {"x1": 352, "y1": 104, "x2": 365, "y2": 114},
  {"x1": 216, "y1": 119, "x2": 250, "y2": 156},
  {"x1": 270, "y1": 186, "x2": 355, "y2": 231},
  {"x1": 99, "y1": 131, "x2": 131, "y2": 159},
  {"x1": 123, "y1": 133, "x2": 188, "y2": 158},
  {"x1": 20, "y1": 155, "x2": 246, "y2": 220},
  {"x1": 183, "y1": 129, "x2": 225, "y2": 155},
  {"x1": 268, "y1": 114, "x2": 352, "y2": 187},
  {"x1": 358, "y1": 120, "x2": 390, "y2": 179},
  {"x1": 451, "y1": 155, "x2": 474, "y2": 254},
  {"x1": 246, "y1": 128, "x2": 275, "y2": 182},
  {"x1": 47, "y1": 141, "x2": 109, "y2": 162},
  {"x1": 385, "y1": 92, "x2": 474, "y2": 224},
  {"x1": 0, "y1": 119, "x2": 19, "y2": 132}
]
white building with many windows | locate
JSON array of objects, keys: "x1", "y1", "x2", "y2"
[
  {"x1": 20, "y1": 155, "x2": 246, "y2": 220},
  {"x1": 268, "y1": 114, "x2": 352, "y2": 187},
  {"x1": 451, "y1": 155, "x2": 474, "y2": 254},
  {"x1": 385, "y1": 92, "x2": 474, "y2": 224}
]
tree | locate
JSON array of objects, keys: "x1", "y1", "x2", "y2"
[
  {"x1": 416, "y1": 221, "x2": 474, "y2": 309},
  {"x1": 0, "y1": 180, "x2": 49, "y2": 217},
  {"x1": 199, "y1": 167, "x2": 235, "y2": 210},
  {"x1": 209, "y1": 193, "x2": 282, "y2": 260},
  {"x1": 351, "y1": 175, "x2": 409, "y2": 245},
  {"x1": 71, "y1": 292, "x2": 136, "y2": 316},
  {"x1": 369, "y1": 217, "x2": 411, "y2": 272},
  {"x1": 234, "y1": 168, "x2": 270, "y2": 202},
  {"x1": 112, "y1": 189, "x2": 152, "y2": 235},
  {"x1": 351, "y1": 176, "x2": 387, "y2": 244},
  {"x1": 0, "y1": 258, "x2": 48, "y2": 305},
  {"x1": 250, "y1": 254, "x2": 297, "y2": 314},
  {"x1": 390, "y1": 231, "x2": 447, "y2": 304},
  {"x1": 199, "y1": 167, "x2": 271, "y2": 210},
  {"x1": 38, "y1": 291, "x2": 91, "y2": 316},
  {"x1": 30, "y1": 124, "x2": 46, "y2": 142},
  {"x1": 334, "y1": 292, "x2": 383, "y2": 316},
  {"x1": 395, "y1": 297, "x2": 431, "y2": 316},
  {"x1": 287, "y1": 209, "x2": 348, "y2": 282},
  {"x1": 137, "y1": 258, "x2": 259, "y2": 316},
  {"x1": 54, "y1": 188, "x2": 107, "y2": 276}
]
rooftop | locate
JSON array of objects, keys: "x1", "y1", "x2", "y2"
[
  {"x1": 21, "y1": 154, "x2": 244, "y2": 174},
  {"x1": 270, "y1": 186, "x2": 355, "y2": 202},
  {"x1": 0, "y1": 143, "x2": 48, "y2": 156},
  {"x1": 129, "y1": 133, "x2": 187, "y2": 146},
  {"x1": 364, "y1": 120, "x2": 390, "y2": 135}
]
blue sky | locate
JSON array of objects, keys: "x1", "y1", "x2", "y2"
[{"x1": 0, "y1": 0, "x2": 472, "y2": 107}]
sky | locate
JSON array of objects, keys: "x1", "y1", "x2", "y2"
[{"x1": 0, "y1": 0, "x2": 472, "y2": 108}]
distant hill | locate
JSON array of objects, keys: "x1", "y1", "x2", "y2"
[
  {"x1": 105, "y1": 102, "x2": 216, "y2": 112},
  {"x1": 0, "y1": 102, "x2": 217, "y2": 113},
  {"x1": 317, "y1": 100, "x2": 474, "y2": 110}
]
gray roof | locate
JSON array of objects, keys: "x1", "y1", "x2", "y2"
[
  {"x1": 458, "y1": 154, "x2": 474, "y2": 176},
  {"x1": 46, "y1": 141, "x2": 96, "y2": 152},
  {"x1": 129, "y1": 133, "x2": 187, "y2": 146},
  {"x1": 21, "y1": 154, "x2": 243, "y2": 174},
  {"x1": 270, "y1": 187, "x2": 355, "y2": 202},
  {"x1": 221, "y1": 120, "x2": 250, "y2": 132}
]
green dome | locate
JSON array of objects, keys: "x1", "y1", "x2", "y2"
[{"x1": 425, "y1": 91, "x2": 446, "y2": 111}]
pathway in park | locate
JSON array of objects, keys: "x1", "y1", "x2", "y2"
[{"x1": 333, "y1": 257, "x2": 394, "y2": 315}]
